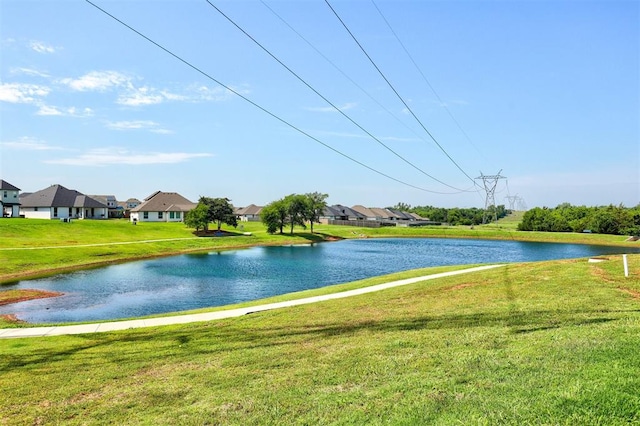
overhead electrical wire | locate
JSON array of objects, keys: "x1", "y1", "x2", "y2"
[
  {"x1": 371, "y1": 0, "x2": 486, "y2": 161},
  {"x1": 258, "y1": 0, "x2": 459, "y2": 165},
  {"x1": 324, "y1": 0, "x2": 479, "y2": 187},
  {"x1": 204, "y1": 0, "x2": 469, "y2": 193},
  {"x1": 84, "y1": 0, "x2": 459, "y2": 194}
]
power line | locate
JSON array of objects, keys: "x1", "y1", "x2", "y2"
[
  {"x1": 205, "y1": 0, "x2": 469, "y2": 193},
  {"x1": 259, "y1": 0, "x2": 455, "y2": 167},
  {"x1": 325, "y1": 0, "x2": 478, "y2": 186},
  {"x1": 370, "y1": 0, "x2": 486, "y2": 161},
  {"x1": 85, "y1": 0, "x2": 460, "y2": 195}
]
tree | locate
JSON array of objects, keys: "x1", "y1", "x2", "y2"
[
  {"x1": 184, "y1": 203, "x2": 210, "y2": 232},
  {"x1": 199, "y1": 197, "x2": 238, "y2": 231},
  {"x1": 392, "y1": 202, "x2": 412, "y2": 211},
  {"x1": 305, "y1": 191, "x2": 328, "y2": 233},
  {"x1": 284, "y1": 194, "x2": 308, "y2": 234},
  {"x1": 261, "y1": 199, "x2": 288, "y2": 234}
]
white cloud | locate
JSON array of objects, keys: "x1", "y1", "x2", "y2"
[
  {"x1": 0, "y1": 136, "x2": 62, "y2": 151},
  {"x1": 118, "y1": 84, "x2": 234, "y2": 106},
  {"x1": 106, "y1": 120, "x2": 160, "y2": 130},
  {"x1": 194, "y1": 85, "x2": 237, "y2": 101},
  {"x1": 29, "y1": 41, "x2": 56, "y2": 54},
  {"x1": 36, "y1": 104, "x2": 94, "y2": 117},
  {"x1": 117, "y1": 87, "x2": 164, "y2": 106},
  {"x1": 44, "y1": 148, "x2": 213, "y2": 166},
  {"x1": 0, "y1": 82, "x2": 50, "y2": 103},
  {"x1": 151, "y1": 128, "x2": 174, "y2": 134},
  {"x1": 306, "y1": 102, "x2": 357, "y2": 113},
  {"x1": 60, "y1": 71, "x2": 131, "y2": 92},
  {"x1": 10, "y1": 67, "x2": 50, "y2": 78}
]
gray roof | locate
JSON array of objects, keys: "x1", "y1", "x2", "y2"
[
  {"x1": 0, "y1": 180, "x2": 20, "y2": 191},
  {"x1": 20, "y1": 184, "x2": 108, "y2": 208},
  {"x1": 131, "y1": 191, "x2": 196, "y2": 212},
  {"x1": 387, "y1": 208, "x2": 414, "y2": 220},
  {"x1": 235, "y1": 204, "x2": 263, "y2": 215},
  {"x1": 323, "y1": 204, "x2": 361, "y2": 218}
]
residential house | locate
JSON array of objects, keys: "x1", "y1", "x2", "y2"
[
  {"x1": 386, "y1": 208, "x2": 415, "y2": 221},
  {"x1": 125, "y1": 198, "x2": 141, "y2": 209},
  {"x1": 1, "y1": 180, "x2": 21, "y2": 218},
  {"x1": 235, "y1": 204, "x2": 263, "y2": 222},
  {"x1": 130, "y1": 191, "x2": 196, "y2": 223},
  {"x1": 320, "y1": 204, "x2": 362, "y2": 223},
  {"x1": 19, "y1": 184, "x2": 109, "y2": 219},
  {"x1": 118, "y1": 198, "x2": 142, "y2": 218},
  {"x1": 350, "y1": 205, "x2": 381, "y2": 221},
  {"x1": 90, "y1": 195, "x2": 122, "y2": 218},
  {"x1": 368, "y1": 207, "x2": 395, "y2": 221}
]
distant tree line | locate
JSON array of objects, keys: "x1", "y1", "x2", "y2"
[
  {"x1": 517, "y1": 203, "x2": 640, "y2": 236},
  {"x1": 392, "y1": 203, "x2": 508, "y2": 226}
]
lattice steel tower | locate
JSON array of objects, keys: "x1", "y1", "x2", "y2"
[{"x1": 476, "y1": 170, "x2": 506, "y2": 223}]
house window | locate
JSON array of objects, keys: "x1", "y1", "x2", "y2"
[
  {"x1": 3, "y1": 191, "x2": 6, "y2": 197},
  {"x1": 158, "y1": 212, "x2": 163, "y2": 219},
  {"x1": 53, "y1": 207, "x2": 58, "y2": 217},
  {"x1": 34, "y1": 207, "x2": 38, "y2": 212},
  {"x1": 69, "y1": 207, "x2": 72, "y2": 216},
  {"x1": 169, "y1": 212, "x2": 175, "y2": 219},
  {"x1": 176, "y1": 212, "x2": 181, "y2": 219},
  {"x1": 143, "y1": 212, "x2": 149, "y2": 219}
]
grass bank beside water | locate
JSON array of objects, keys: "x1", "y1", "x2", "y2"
[
  {"x1": 0, "y1": 216, "x2": 636, "y2": 284},
  {"x1": 1, "y1": 254, "x2": 639, "y2": 424}
]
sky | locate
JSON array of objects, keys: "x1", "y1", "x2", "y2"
[{"x1": 1, "y1": 0, "x2": 638, "y2": 210}]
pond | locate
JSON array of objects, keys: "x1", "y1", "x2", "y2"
[{"x1": 1, "y1": 238, "x2": 637, "y2": 323}]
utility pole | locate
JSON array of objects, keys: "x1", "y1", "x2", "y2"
[{"x1": 476, "y1": 170, "x2": 506, "y2": 223}]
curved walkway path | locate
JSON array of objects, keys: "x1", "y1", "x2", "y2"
[{"x1": 0, "y1": 264, "x2": 504, "y2": 339}]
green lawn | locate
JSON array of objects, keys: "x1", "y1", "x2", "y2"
[{"x1": 1, "y1": 255, "x2": 639, "y2": 424}]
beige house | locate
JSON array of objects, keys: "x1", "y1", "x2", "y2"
[
  {"x1": 235, "y1": 204, "x2": 263, "y2": 222},
  {"x1": 130, "y1": 191, "x2": 196, "y2": 223}
]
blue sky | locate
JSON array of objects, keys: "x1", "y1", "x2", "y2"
[{"x1": 1, "y1": 0, "x2": 638, "y2": 209}]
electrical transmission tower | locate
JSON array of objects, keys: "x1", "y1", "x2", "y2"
[
  {"x1": 505, "y1": 195, "x2": 527, "y2": 211},
  {"x1": 505, "y1": 195, "x2": 518, "y2": 210},
  {"x1": 476, "y1": 170, "x2": 506, "y2": 223}
]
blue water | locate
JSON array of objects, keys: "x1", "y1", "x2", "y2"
[{"x1": 1, "y1": 238, "x2": 637, "y2": 323}]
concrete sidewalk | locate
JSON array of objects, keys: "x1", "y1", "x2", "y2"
[{"x1": 0, "y1": 264, "x2": 504, "y2": 339}]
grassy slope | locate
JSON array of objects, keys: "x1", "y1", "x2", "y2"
[{"x1": 1, "y1": 255, "x2": 639, "y2": 424}]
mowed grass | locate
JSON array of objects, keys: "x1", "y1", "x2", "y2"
[
  {"x1": 1, "y1": 255, "x2": 639, "y2": 424},
  {"x1": 0, "y1": 220, "x2": 324, "y2": 282}
]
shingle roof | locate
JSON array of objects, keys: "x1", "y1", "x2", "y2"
[
  {"x1": 324, "y1": 205, "x2": 361, "y2": 218},
  {"x1": 368, "y1": 207, "x2": 393, "y2": 219},
  {"x1": 0, "y1": 180, "x2": 20, "y2": 191},
  {"x1": 351, "y1": 205, "x2": 379, "y2": 218},
  {"x1": 387, "y1": 208, "x2": 414, "y2": 220},
  {"x1": 20, "y1": 184, "x2": 108, "y2": 208},
  {"x1": 235, "y1": 204, "x2": 263, "y2": 215},
  {"x1": 131, "y1": 191, "x2": 196, "y2": 212}
]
